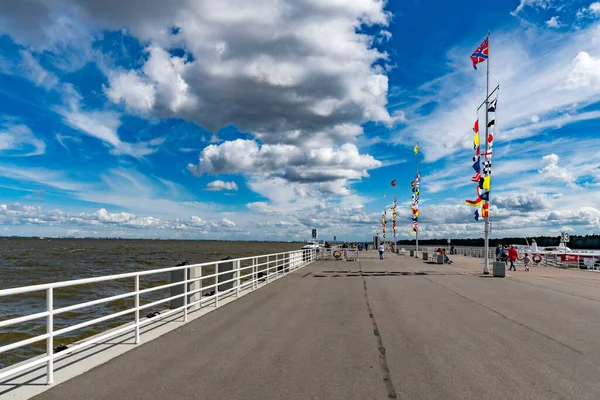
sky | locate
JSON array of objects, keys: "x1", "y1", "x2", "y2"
[{"x1": 0, "y1": 0, "x2": 599, "y2": 242}]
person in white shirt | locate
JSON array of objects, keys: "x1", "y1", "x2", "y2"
[{"x1": 378, "y1": 244, "x2": 385, "y2": 259}]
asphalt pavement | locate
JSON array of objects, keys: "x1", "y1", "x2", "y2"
[{"x1": 33, "y1": 250, "x2": 600, "y2": 400}]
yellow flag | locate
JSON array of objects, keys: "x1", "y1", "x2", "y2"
[
  {"x1": 413, "y1": 144, "x2": 419, "y2": 154},
  {"x1": 482, "y1": 176, "x2": 491, "y2": 191}
]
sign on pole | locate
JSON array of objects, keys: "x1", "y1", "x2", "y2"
[
  {"x1": 561, "y1": 232, "x2": 570, "y2": 243},
  {"x1": 334, "y1": 235, "x2": 336, "y2": 242},
  {"x1": 312, "y1": 229, "x2": 317, "y2": 239}
]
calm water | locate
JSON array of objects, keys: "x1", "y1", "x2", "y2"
[{"x1": 0, "y1": 238, "x2": 302, "y2": 369}]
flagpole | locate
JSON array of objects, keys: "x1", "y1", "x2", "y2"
[
  {"x1": 394, "y1": 179, "x2": 397, "y2": 253},
  {"x1": 483, "y1": 31, "x2": 491, "y2": 275},
  {"x1": 415, "y1": 142, "x2": 419, "y2": 258}
]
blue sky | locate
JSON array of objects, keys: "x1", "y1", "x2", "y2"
[{"x1": 0, "y1": 0, "x2": 599, "y2": 241}]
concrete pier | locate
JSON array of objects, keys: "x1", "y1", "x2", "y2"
[{"x1": 16, "y1": 252, "x2": 600, "y2": 399}]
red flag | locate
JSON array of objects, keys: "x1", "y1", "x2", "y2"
[
  {"x1": 391, "y1": 179, "x2": 396, "y2": 187},
  {"x1": 473, "y1": 120, "x2": 479, "y2": 133},
  {"x1": 471, "y1": 38, "x2": 489, "y2": 70}
]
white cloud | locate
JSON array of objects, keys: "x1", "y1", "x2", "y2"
[
  {"x1": 0, "y1": 203, "x2": 239, "y2": 232},
  {"x1": 531, "y1": 115, "x2": 540, "y2": 123},
  {"x1": 577, "y1": 2, "x2": 600, "y2": 19},
  {"x1": 205, "y1": 180, "x2": 238, "y2": 191},
  {"x1": 494, "y1": 193, "x2": 549, "y2": 212},
  {"x1": 59, "y1": 87, "x2": 165, "y2": 157},
  {"x1": 396, "y1": 23, "x2": 600, "y2": 162},
  {"x1": 0, "y1": 124, "x2": 45, "y2": 156},
  {"x1": 1, "y1": 0, "x2": 398, "y2": 201},
  {"x1": 1, "y1": 0, "x2": 396, "y2": 151},
  {"x1": 188, "y1": 139, "x2": 381, "y2": 187},
  {"x1": 538, "y1": 154, "x2": 575, "y2": 184},
  {"x1": 567, "y1": 51, "x2": 600, "y2": 88},
  {"x1": 545, "y1": 16, "x2": 561, "y2": 28},
  {"x1": 104, "y1": 70, "x2": 156, "y2": 112},
  {"x1": 511, "y1": 0, "x2": 553, "y2": 16},
  {"x1": 19, "y1": 50, "x2": 58, "y2": 89}
]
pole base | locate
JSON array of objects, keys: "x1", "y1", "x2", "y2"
[{"x1": 482, "y1": 270, "x2": 490, "y2": 275}]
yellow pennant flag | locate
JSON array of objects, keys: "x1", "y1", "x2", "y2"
[{"x1": 413, "y1": 144, "x2": 419, "y2": 154}]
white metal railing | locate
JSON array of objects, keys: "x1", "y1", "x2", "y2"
[
  {"x1": 406, "y1": 246, "x2": 600, "y2": 271},
  {"x1": 0, "y1": 249, "x2": 316, "y2": 384}
]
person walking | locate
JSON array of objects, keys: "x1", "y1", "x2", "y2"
[
  {"x1": 508, "y1": 245, "x2": 519, "y2": 271},
  {"x1": 495, "y1": 244, "x2": 502, "y2": 261},
  {"x1": 520, "y1": 253, "x2": 531, "y2": 271},
  {"x1": 378, "y1": 243, "x2": 385, "y2": 260},
  {"x1": 499, "y1": 245, "x2": 508, "y2": 266}
]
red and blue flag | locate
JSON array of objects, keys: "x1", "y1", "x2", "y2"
[{"x1": 471, "y1": 38, "x2": 488, "y2": 70}]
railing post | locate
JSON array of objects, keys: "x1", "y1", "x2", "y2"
[
  {"x1": 266, "y1": 255, "x2": 270, "y2": 283},
  {"x1": 46, "y1": 287, "x2": 54, "y2": 385},
  {"x1": 215, "y1": 263, "x2": 219, "y2": 307},
  {"x1": 183, "y1": 267, "x2": 188, "y2": 322},
  {"x1": 253, "y1": 258, "x2": 257, "y2": 290},
  {"x1": 236, "y1": 260, "x2": 240, "y2": 297},
  {"x1": 135, "y1": 275, "x2": 140, "y2": 344}
]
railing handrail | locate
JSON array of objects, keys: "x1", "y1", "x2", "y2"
[
  {"x1": 0, "y1": 248, "x2": 316, "y2": 385},
  {"x1": 0, "y1": 249, "x2": 301, "y2": 296}
]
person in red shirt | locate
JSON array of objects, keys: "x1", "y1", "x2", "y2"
[{"x1": 508, "y1": 245, "x2": 519, "y2": 271}]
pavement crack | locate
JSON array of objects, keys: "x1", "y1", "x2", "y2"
[
  {"x1": 360, "y1": 260, "x2": 398, "y2": 399},
  {"x1": 423, "y1": 276, "x2": 585, "y2": 356}
]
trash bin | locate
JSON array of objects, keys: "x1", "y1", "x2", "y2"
[
  {"x1": 493, "y1": 261, "x2": 505, "y2": 277},
  {"x1": 410, "y1": 250, "x2": 415, "y2": 257},
  {"x1": 437, "y1": 254, "x2": 444, "y2": 264},
  {"x1": 423, "y1": 252, "x2": 428, "y2": 261}
]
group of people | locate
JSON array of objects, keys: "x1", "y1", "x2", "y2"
[
  {"x1": 496, "y1": 244, "x2": 531, "y2": 271},
  {"x1": 434, "y1": 248, "x2": 453, "y2": 264}
]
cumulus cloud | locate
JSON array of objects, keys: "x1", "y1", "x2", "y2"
[
  {"x1": 1, "y1": 0, "x2": 397, "y2": 195},
  {"x1": 538, "y1": 154, "x2": 575, "y2": 184},
  {"x1": 60, "y1": 0, "x2": 399, "y2": 145},
  {"x1": 188, "y1": 139, "x2": 381, "y2": 184},
  {"x1": 205, "y1": 180, "x2": 238, "y2": 191},
  {"x1": 0, "y1": 203, "x2": 238, "y2": 232},
  {"x1": 494, "y1": 193, "x2": 549, "y2": 212},
  {"x1": 545, "y1": 16, "x2": 561, "y2": 28},
  {"x1": 104, "y1": 70, "x2": 156, "y2": 112},
  {"x1": 567, "y1": 51, "x2": 600, "y2": 89}
]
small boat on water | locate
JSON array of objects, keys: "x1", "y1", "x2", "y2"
[{"x1": 301, "y1": 240, "x2": 323, "y2": 250}]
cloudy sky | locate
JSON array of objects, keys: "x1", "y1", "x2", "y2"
[{"x1": 0, "y1": 0, "x2": 599, "y2": 241}]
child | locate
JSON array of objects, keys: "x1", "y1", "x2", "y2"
[{"x1": 520, "y1": 253, "x2": 531, "y2": 272}]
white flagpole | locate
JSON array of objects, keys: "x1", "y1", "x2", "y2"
[
  {"x1": 483, "y1": 31, "x2": 491, "y2": 275},
  {"x1": 415, "y1": 142, "x2": 419, "y2": 258}
]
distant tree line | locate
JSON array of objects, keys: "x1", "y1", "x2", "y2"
[{"x1": 395, "y1": 234, "x2": 600, "y2": 249}]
